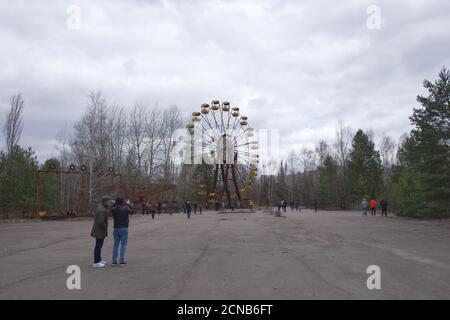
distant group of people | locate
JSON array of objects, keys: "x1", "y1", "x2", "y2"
[
  {"x1": 89, "y1": 194, "x2": 269, "y2": 268},
  {"x1": 142, "y1": 200, "x2": 162, "y2": 219},
  {"x1": 212, "y1": 200, "x2": 254, "y2": 212},
  {"x1": 361, "y1": 198, "x2": 388, "y2": 217},
  {"x1": 276, "y1": 199, "x2": 318, "y2": 213}
]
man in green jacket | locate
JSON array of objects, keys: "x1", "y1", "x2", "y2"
[{"x1": 91, "y1": 196, "x2": 114, "y2": 268}]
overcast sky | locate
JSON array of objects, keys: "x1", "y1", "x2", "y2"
[{"x1": 1, "y1": 0, "x2": 449, "y2": 161}]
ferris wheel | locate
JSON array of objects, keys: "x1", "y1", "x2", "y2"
[{"x1": 186, "y1": 100, "x2": 259, "y2": 208}]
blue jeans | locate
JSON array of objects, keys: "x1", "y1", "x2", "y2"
[{"x1": 112, "y1": 228, "x2": 128, "y2": 263}]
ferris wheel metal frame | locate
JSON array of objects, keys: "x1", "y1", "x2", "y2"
[{"x1": 187, "y1": 100, "x2": 259, "y2": 208}]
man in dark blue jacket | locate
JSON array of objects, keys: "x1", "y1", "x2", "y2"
[
  {"x1": 185, "y1": 201, "x2": 192, "y2": 219},
  {"x1": 111, "y1": 197, "x2": 134, "y2": 266}
]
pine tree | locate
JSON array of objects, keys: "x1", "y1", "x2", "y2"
[
  {"x1": 315, "y1": 155, "x2": 338, "y2": 208},
  {"x1": 40, "y1": 158, "x2": 62, "y2": 214},
  {"x1": 0, "y1": 146, "x2": 38, "y2": 218},
  {"x1": 348, "y1": 129, "x2": 383, "y2": 203},
  {"x1": 394, "y1": 67, "x2": 450, "y2": 217}
]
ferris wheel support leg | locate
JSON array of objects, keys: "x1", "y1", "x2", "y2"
[
  {"x1": 231, "y1": 165, "x2": 242, "y2": 207},
  {"x1": 218, "y1": 164, "x2": 226, "y2": 205},
  {"x1": 224, "y1": 164, "x2": 232, "y2": 208},
  {"x1": 209, "y1": 164, "x2": 219, "y2": 204}
]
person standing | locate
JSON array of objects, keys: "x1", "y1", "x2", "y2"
[
  {"x1": 370, "y1": 199, "x2": 377, "y2": 216},
  {"x1": 277, "y1": 201, "x2": 281, "y2": 213},
  {"x1": 313, "y1": 200, "x2": 318, "y2": 212},
  {"x1": 91, "y1": 196, "x2": 114, "y2": 268},
  {"x1": 361, "y1": 198, "x2": 369, "y2": 217},
  {"x1": 158, "y1": 201, "x2": 162, "y2": 215},
  {"x1": 282, "y1": 200, "x2": 287, "y2": 213},
  {"x1": 111, "y1": 197, "x2": 134, "y2": 266},
  {"x1": 185, "y1": 201, "x2": 192, "y2": 219},
  {"x1": 380, "y1": 199, "x2": 388, "y2": 216},
  {"x1": 150, "y1": 201, "x2": 157, "y2": 219},
  {"x1": 249, "y1": 200, "x2": 254, "y2": 213},
  {"x1": 194, "y1": 203, "x2": 198, "y2": 214},
  {"x1": 198, "y1": 203, "x2": 203, "y2": 214}
]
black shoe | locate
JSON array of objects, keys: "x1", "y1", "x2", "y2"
[{"x1": 119, "y1": 261, "x2": 127, "y2": 267}]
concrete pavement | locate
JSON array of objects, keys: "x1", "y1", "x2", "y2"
[{"x1": 1, "y1": 209, "x2": 450, "y2": 299}]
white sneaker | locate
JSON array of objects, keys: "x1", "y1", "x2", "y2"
[
  {"x1": 93, "y1": 262, "x2": 106, "y2": 268},
  {"x1": 101, "y1": 260, "x2": 107, "y2": 265}
]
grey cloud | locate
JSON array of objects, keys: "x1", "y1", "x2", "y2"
[{"x1": 0, "y1": 0, "x2": 449, "y2": 161}]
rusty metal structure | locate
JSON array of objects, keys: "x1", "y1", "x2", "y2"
[{"x1": 34, "y1": 163, "x2": 122, "y2": 217}]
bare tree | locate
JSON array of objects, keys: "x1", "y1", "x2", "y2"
[
  {"x1": 333, "y1": 121, "x2": 353, "y2": 209},
  {"x1": 4, "y1": 93, "x2": 24, "y2": 155},
  {"x1": 161, "y1": 106, "x2": 182, "y2": 184},
  {"x1": 315, "y1": 140, "x2": 330, "y2": 166},
  {"x1": 71, "y1": 91, "x2": 110, "y2": 212},
  {"x1": 300, "y1": 147, "x2": 317, "y2": 206},
  {"x1": 107, "y1": 105, "x2": 128, "y2": 173},
  {"x1": 129, "y1": 104, "x2": 149, "y2": 178},
  {"x1": 286, "y1": 150, "x2": 300, "y2": 200},
  {"x1": 145, "y1": 105, "x2": 164, "y2": 183},
  {"x1": 379, "y1": 135, "x2": 396, "y2": 169},
  {"x1": 334, "y1": 120, "x2": 352, "y2": 167}
]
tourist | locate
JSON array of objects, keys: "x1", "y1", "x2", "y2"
[
  {"x1": 169, "y1": 201, "x2": 175, "y2": 215},
  {"x1": 249, "y1": 200, "x2": 254, "y2": 213},
  {"x1": 185, "y1": 201, "x2": 192, "y2": 219},
  {"x1": 111, "y1": 197, "x2": 134, "y2": 266},
  {"x1": 361, "y1": 198, "x2": 368, "y2": 217},
  {"x1": 370, "y1": 199, "x2": 377, "y2": 216},
  {"x1": 150, "y1": 201, "x2": 158, "y2": 219},
  {"x1": 282, "y1": 200, "x2": 287, "y2": 213},
  {"x1": 380, "y1": 199, "x2": 388, "y2": 216},
  {"x1": 91, "y1": 196, "x2": 114, "y2": 268}
]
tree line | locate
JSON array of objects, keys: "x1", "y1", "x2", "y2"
[
  {"x1": 254, "y1": 67, "x2": 449, "y2": 218},
  {"x1": 0, "y1": 91, "x2": 185, "y2": 217},
  {"x1": 0, "y1": 68, "x2": 448, "y2": 218}
]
